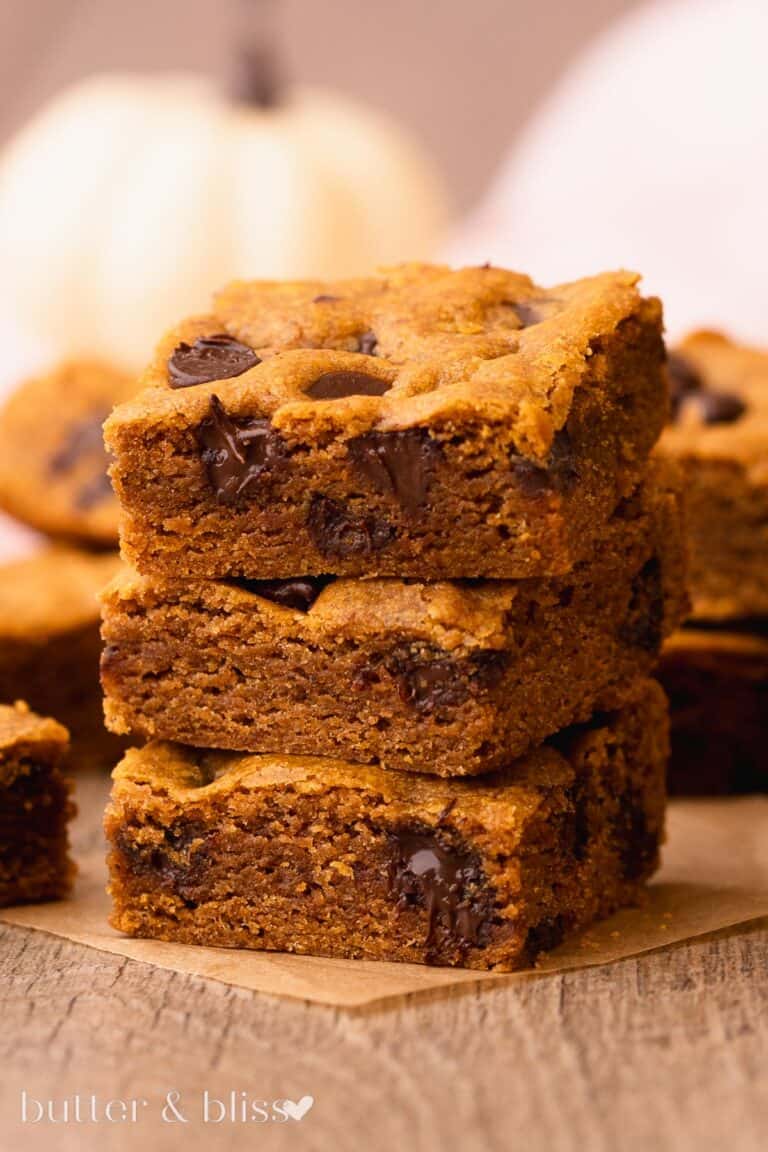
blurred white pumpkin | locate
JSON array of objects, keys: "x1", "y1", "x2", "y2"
[{"x1": 0, "y1": 72, "x2": 450, "y2": 370}]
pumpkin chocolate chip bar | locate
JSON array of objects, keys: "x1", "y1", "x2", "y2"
[
  {"x1": 105, "y1": 263, "x2": 666, "y2": 580},
  {"x1": 659, "y1": 330, "x2": 768, "y2": 619},
  {"x1": 104, "y1": 679, "x2": 668, "y2": 970},
  {"x1": 100, "y1": 465, "x2": 688, "y2": 775},
  {"x1": 0, "y1": 702, "x2": 74, "y2": 907}
]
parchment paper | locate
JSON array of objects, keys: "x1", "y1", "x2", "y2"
[{"x1": 2, "y1": 795, "x2": 766, "y2": 1008}]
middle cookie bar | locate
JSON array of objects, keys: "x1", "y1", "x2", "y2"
[{"x1": 102, "y1": 466, "x2": 688, "y2": 776}]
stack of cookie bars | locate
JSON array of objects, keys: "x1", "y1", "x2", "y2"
[
  {"x1": 658, "y1": 331, "x2": 768, "y2": 793},
  {"x1": 100, "y1": 264, "x2": 688, "y2": 970}
]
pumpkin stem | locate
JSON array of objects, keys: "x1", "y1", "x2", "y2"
[{"x1": 230, "y1": 0, "x2": 282, "y2": 108}]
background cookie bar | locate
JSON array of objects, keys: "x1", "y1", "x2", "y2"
[
  {"x1": 659, "y1": 627, "x2": 768, "y2": 795},
  {"x1": 105, "y1": 680, "x2": 668, "y2": 971},
  {"x1": 0, "y1": 359, "x2": 135, "y2": 547},
  {"x1": 105, "y1": 264, "x2": 666, "y2": 580},
  {"x1": 0, "y1": 548, "x2": 125, "y2": 769},
  {"x1": 0, "y1": 702, "x2": 74, "y2": 906},
  {"x1": 101, "y1": 467, "x2": 687, "y2": 775},
  {"x1": 660, "y1": 330, "x2": 768, "y2": 619}
]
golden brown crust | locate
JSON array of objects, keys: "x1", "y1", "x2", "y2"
[
  {"x1": 112, "y1": 265, "x2": 657, "y2": 459},
  {"x1": 0, "y1": 359, "x2": 135, "y2": 545},
  {"x1": 105, "y1": 264, "x2": 665, "y2": 581},
  {"x1": 0, "y1": 700, "x2": 68, "y2": 763}
]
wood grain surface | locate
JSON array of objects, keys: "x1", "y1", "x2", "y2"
[{"x1": 0, "y1": 776, "x2": 766, "y2": 1152}]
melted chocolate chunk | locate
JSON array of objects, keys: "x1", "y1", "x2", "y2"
[
  {"x1": 48, "y1": 411, "x2": 113, "y2": 509},
  {"x1": 619, "y1": 555, "x2": 665, "y2": 653},
  {"x1": 508, "y1": 428, "x2": 579, "y2": 495},
  {"x1": 524, "y1": 915, "x2": 567, "y2": 960},
  {"x1": 384, "y1": 647, "x2": 508, "y2": 713},
  {"x1": 306, "y1": 370, "x2": 391, "y2": 400},
  {"x1": 49, "y1": 413, "x2": 109, "y2": 474},
  {"x1": 388, "y1": 831, "x2": 487, "y2": 949},
  {"x1": 197, "y1": 395, "x2": 285, "y2": 505},
  {"x1": 668, "y1": 351, "x2": 746, "y2": 424},
  {"x1": 74, "y1": 471, "x2": 113, "y2": 510},
  {"x1": 168, "y1": 335, "x2": 260, "y2": 388},
  {"x1": 233, "y1": 576, "x2": 333, "y2": 612},
  {"x1": 357, "y1": 330, "x2": 378, "y2": 356},
  {"x1": 307, "y1": 495, "x2": 394, "y2": 558},
  {"x1": 686, "y1": 390, "x2": 746, "y2": 424},
  {"x1": 348, "y1": 429, "x2": 442, "y2": 514},
  {"x1": 115, "y1": 823, "x2": 211, "y2": 900},
  {"x1": 667, "y1": 351, "x2": 702, "y2": 407}
]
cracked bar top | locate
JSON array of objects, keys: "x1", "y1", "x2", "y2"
[{"x1": 107, "y1": 263, "x2": 660, "y2": 463}]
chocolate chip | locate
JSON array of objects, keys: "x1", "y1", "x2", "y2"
[
  {"x1": 74, "y1": 470, "x2": 113, "y2": 510},
  {"x1": 197, "y1": 395, "x2": 285, "y2": 505},
  {"x1": 388, "y1": 830, "x2": 488, "y2": 949},
  {"x1": 48, "y1": 411, "x2": 114, "y2": 510},
  {"x1": 49, "y1": 413, "x2": 109, "y2": 474},
  {"x1": 384, "y1": 647, "x2": 508, "y2": 713},
  {"x1": 168, "y1": 335, "x2": 260, "y2": 388},
  {"x1": 508, "y1": 428, "x2": 579, "y2": 495},
  {"x1": 685, "y1": 390, "x2": 746, "y2": 425},
  {"x1": 524, "y1": 915, "x2": 567, "y2": 960},
  {"x1": 232, "y1": 576, "x2": 333, "y2": 612},
  {"x1": 307, "y1": 495, "x2": 394, "y2": 558},
  {"x1": 667, "y1": 351, "x2": 703, "y2": 401},
  {"x1": 348, "y1": 429, "x2": 442, "y2": 514},
  {"x1": 357, "y1": 330, "x2": 378, "y2": 356},
  {"x1": 667, "y1": 351, "x2": 747, "y2": 424},
  {"x1": 306, "y1": 370, "x2": 391, "y2": 400},
  {"x1": 619, "y1": 555, "x2": 664, "y2": 653}
]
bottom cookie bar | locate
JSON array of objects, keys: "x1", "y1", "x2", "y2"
[
  {"x1": 659, "y1": 627, "x2": 768, "y2": 794},
  {"x1": 105, "y1": 680, "x2": 667, "y2": 970},
  {"x1": 0, "y1": 702, "x2": 75, "y2": 906}
]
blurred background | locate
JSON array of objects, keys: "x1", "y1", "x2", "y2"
[
  {"x1": 0, "y1": 0, "x2": 639, "y2": 212},
  {"x1": 1, "y1": 0, "x2": 766, "y2": 379}
]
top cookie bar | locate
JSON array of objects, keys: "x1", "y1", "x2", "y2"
[{"x1": 106, "y1": 264, "x2": 666, "y2": 579}]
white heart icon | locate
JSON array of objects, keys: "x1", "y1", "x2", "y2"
[{"x1": 282, "y1": 1096, "x2": 314, "y2": 1121}]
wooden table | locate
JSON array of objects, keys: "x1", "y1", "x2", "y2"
[{"x1": 1, "y1": 776, "x2": 766, "y2": 1152}]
